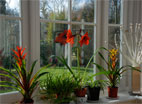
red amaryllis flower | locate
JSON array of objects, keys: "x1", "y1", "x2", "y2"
[
  {"x1": 55, "y1": 30, "x2": 67, "y2": 45},
  {"x1": 79, "y1": 32, "x2": 90, "y2": 47},
  {"x1": 66, "y1": 29, "x2": 75, "y2": 46},
  {"x1": 12, "y1": 46, "x2": 27, "y2": 67}
]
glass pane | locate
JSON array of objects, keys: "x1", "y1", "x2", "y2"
[
  {"x1": 71, "y1": 25, "x2": 94, "y2": 73},
  {"x1": 0, "y1": 0, "x2": 21, "y2": 17},
  {"x1": 109, "y1": 0, "x2": 121, "y2": 24},
  {"x1": 72, "y1": 0, "x2": 94, "y2": 22},
  {"x1": 40, "y1": 23, "x2": 68, "y2": 68},
  {"x1": 108, "y1": 26, "x2": 120, "y2": 67},
  {"x1": 40, "y1": 0, "x2": 68, "y2": 21},
  {"x1": 0, "y1": 19, "x2": 21, "y2": 93},
  {"x1": 108, "y1": 26, "x2": 120, "y2": 49}
]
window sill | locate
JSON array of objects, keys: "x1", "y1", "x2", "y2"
[
  {"x1": 34, "y1": 91, "x2": 142, "y2": 104},
  {"x1": 0, "y1": 91, "x2": 22, "y2": 104}
]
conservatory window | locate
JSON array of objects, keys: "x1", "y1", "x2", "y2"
[
  {"x1": 108, "y1": 0, "x2": 122, "y2": 67},
  {"x1": 40, "y1": 0, "x2": 96, "y2": 73},
  {"x1": 0, "y1": 0, "x2": 22, "y2": 94}
]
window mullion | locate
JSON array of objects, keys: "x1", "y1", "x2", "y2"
[{"x1": 67, "y1": 0, "x2": 72, "y2": 67}]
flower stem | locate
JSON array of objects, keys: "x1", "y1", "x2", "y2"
[{"x1": 77, "y1": 34, "x2": 80, "y2": 73}]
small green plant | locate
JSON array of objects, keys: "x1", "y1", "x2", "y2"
[
  {"x1": 86, "y1": 73, "x2": 107, "y2": 90},
  {"x1": 40, "y1": 72, "x2": 77, "y2": 103}
]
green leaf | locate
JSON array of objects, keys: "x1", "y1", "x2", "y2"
[
  {"x1": 53, "y1": 55, "x2": 77, "y2": 80},
  {"x1": 98, "y1": 52, "x2": 109, "y2": 66},
  {"x1": 27, "y1": 60, "x2": 37, "y2": 84},
  {"x1": 85, "y1": 47, "x2": 108, "y2": 70},
  {"x1": 93, "y1": 63, "x2": 106, "y2": 72},
  {"x1": 0, "y1": 85, "x2": 24, "y2": 95},
  {"x1": 0, "y1": 67, "x2": 24, "y2": 88},
  {"x1": 0, "y1": 81, "x2": 17, "y2": 86}
]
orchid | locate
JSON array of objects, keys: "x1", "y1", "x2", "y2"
[{"x1": 115, "y1": 23, "x2": 142, "y2": 66}]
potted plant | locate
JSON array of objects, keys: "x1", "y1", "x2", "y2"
[
  {"x1": 40, "y1": 72, "x2": 76, "y2": 104},
  {"x1": 0, "y1": 46, "x2": 49, "y2": 104},
  {"x1": 86, "y1": 77, "x2": 106, "y2": 101},
  {"x1": 54, "y1": 29, "x2": 91, "y2": 97},
  {"x1": 93, "y1": 48, "x2": 141, "y2": 98}
]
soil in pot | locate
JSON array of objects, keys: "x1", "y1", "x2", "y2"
[
  {"x1": 75, "y1": 88, "x2": 87, "y2": 97},
  {"x1": 108, "y1": 86, "x2": 118, "y2": 98},
  {"x1": 87, "y1": 86, "x2": 100, "y2": 101}
]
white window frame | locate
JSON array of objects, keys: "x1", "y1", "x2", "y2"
[
  {"x1": 0, "y1": 0, "x2": 131, "y2": 103},
  {"x1": 0, "y1": 0, "x2": 40, "y2": 103},
  {"x1": 0, "y1": 0, "x2": 23, "y2": 103},
  {"x1": 40, "y1": 0, "x2": 97, "y2": 70}
]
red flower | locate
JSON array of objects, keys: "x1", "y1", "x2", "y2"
[
  {"x1": 12, "y1": 46, "x2": 27, "y2": 67},
  {"x1": 66, "y1": 29, "x2": 75, "y2": 46},
  {"x1": 55, "y1": 30, "x2": 67, "y2": 45},
  {"x1": 79, "y1": 32, "x2": 90, "y2": 47}
]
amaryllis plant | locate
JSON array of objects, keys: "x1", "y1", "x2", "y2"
[
  {"x1": 54, "y1": 29, "x2": 92, "y2": 89},
  {"x1": 0, "y1": 46, "x2": 48, "y2": 104}
]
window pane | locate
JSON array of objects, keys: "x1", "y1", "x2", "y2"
[
  {"x1": 109, "y1": 0, "x2": 121, "y2": 24},
  {"x1": 40, "y1": 22, "x2": 68, "y2": 67},
  {"x1": 72, "y1": 0, "x2": 94, "y2": 22},
  {"x1": 0, "y1": 0, "x2": 21, "y2": 17},
  {"x1": 40, "y1": 0, "x2": 68, "y2": 21},
  {"x1": 108, "y1": 26, "x2": 120, "y2": 49},
  {"x1": 71, "y1": 25, "x2": 94, "y2": 73},
  {"x1": 0, "y1": 19, "x2": 21, "y2": 93},
  {"x1": 108, "y1": 26, "x2": 120, "y2": 67}
]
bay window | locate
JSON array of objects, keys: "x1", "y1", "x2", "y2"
[{"x1": 0, "y1": 0, "x2": 141, "y2": 103}]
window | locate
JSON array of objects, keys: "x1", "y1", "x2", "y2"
[
  {"x1": 108, "y1": 0, "x2": 122, "y2": 49},
  {"x1": 40, "y1": 0, "x2": 96, "y2": 74},
  {"x1": 0, "y1": 0, "x2": 22, "y2": 93},
  {"x1": 108, "y1": 0, "x2": 122, "y2": 67}
]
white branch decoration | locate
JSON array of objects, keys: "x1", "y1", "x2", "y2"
[{"x1": 115, "y1": 23, "x2": 142, "y2": 66}]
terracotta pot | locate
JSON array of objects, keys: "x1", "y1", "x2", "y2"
[
  {"x1": 75, "y1": 88, "x2": 87, "y2": 97},
  {"x1": 108, "y1": 86, "x2": 118, "y2": 98},
  {"x1": 19, "y1": 99, "x2": 34, "y2": 104},
  {"x1": 19, "y1": 102, "x2": 33, "y2": 104}
]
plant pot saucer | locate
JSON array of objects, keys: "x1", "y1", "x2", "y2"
[{"x1": 106, "y1": 96, "x2": 119, "y2": 100}]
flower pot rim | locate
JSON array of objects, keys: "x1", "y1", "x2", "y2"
[
  {"x1": 108, "y1": 86, "x2": 118, "y2": 88},
  {"x1": 87, "y1": 86, "x2": 101, "y2": 89}
]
